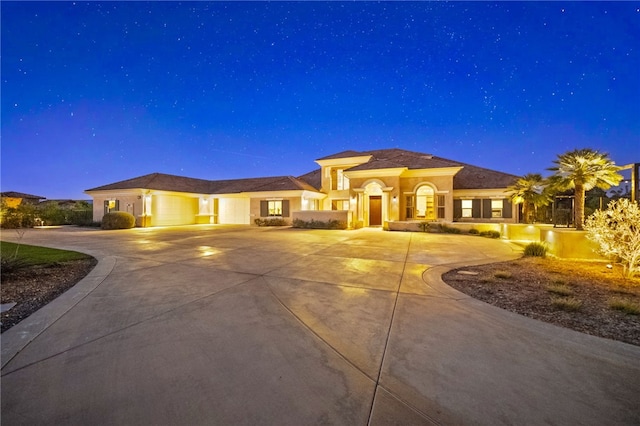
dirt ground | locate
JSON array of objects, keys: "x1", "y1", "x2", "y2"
[
  {"x1": 442, "y1": 257, "x2": 640, "y2": 346},
  {"x1": 1, "y1": 258, "x2": 97, "y2": 333}
]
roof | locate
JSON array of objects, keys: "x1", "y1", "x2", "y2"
[
  {"x1": 86, "y1": 148, "x2": 518, "y2": 194},
  {"x1": 0, "y1": 191, "x2": 46, "y2": 199},
  {"x1": 318, "y1": 148, "x2": 518, "y2": 189},
  {"x1": 453, "y1": 164, "x2": 518, "y2": 189},
  {"x1": 86, "y1": 173, "x2": 319, "y2": 194},
  {"x1": 297, "y1": 169, "x2": 321, "y2": 191}
]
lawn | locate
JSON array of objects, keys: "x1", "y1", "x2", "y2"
[{"x1": 1, "y1": 241, "x2": 91, "y2": 266}]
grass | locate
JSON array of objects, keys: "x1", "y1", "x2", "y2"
[
  {"x1": 547, "y1": 283, "x2": 574, "y2": 296},
  {"x1": 550, "y1": 296, "x2": 583, "y2": 312},
  {"x1": 524, "y1": 242, "x2": 547, "y2": 257},
  {"x1": 609, "y1": 298, "x2": 640, "y2": 315},
  {"x1": 0, "y1": 241, "x2": 91, "y2": 266},
  {"x1": 494, "y1": 270, "x2": 512, "y2": 279}
]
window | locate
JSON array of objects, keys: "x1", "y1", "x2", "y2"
[
  {"x1": 104, "y1": 199, "x2": 119, "y2": 215},
  {"x1": 491, "y1": 199, "x2": 503, "y2": 218},
  {"x1": 307, "y1": 199, "x2": 319, "y2": 211},
  {"x1": 330, "y1": 169, "x2": 350, "y2": 190},
  {"x1": 461, "y1": 200, "x2": 473, "y2": 218},
  {"x1": 268, "y1": 200, "x2": 282, "y2": 216},
  {"x1": 260, "y1": 200, "x2": 289, "y2": 217},
  {"x1": 406, "y1": 195, "x2": 415, "y2": 219},
  {"x1": 416, "y1": 186, "x2": 435, "y2": 219},
  {"x1": 331, "y1": 200, "x2": 350, "y2": 210},
  {"x1": 437, "y1": 195, "x2": 445, "y2": 219}
]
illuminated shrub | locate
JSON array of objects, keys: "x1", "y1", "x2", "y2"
[
  {"x1": 524, "y1": 242, "x2": 547, "y2": 257},
  {"x1": 101, "y1": 212, "x2": 135, "y2": 230},
  {"x1": 585, "y1": 198, "x2": 640, "y2": 278}
]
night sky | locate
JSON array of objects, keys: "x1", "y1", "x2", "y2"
[{"x1": 2, "y1": 2, "x2": 639, "y2": 199}]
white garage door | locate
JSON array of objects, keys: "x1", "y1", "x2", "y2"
[
  {"x1": 152, "y1": 195, "x2": 197, "y2": 226},
  {"x1": 218, "y1": 198, "x2": 250, "y2": 224}
]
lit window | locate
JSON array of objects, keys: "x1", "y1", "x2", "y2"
[
  {"x1": 462, "y1": 200, "x2": 473, "y2": 218},
  {"x1": 491, "y1": 199, "x2": 503, "y2": 218},
  {"x1": 406, "y1": 195, "x2": 415, "y2": 219},
  {"x1": 416, "y1": 186, "x2": 435, "y2": 219},
  {"x1": 437, "y1": 195, "x2": 445, "y2": 219},
  {"x1": 331, "y1": 169, "x2": 350, "y2": 190},
  {"x1": 268, "y1": 200, "x2": 282, "y2": 216},
  {"x1": 331, "y1": 200, "x2": 349, "y2": 210}
]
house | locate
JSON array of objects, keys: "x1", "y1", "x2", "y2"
[
  {"x1": 85, "y1": 148, "x2": 519, "y2": 227},
  {"x1": 0, "y1": 191, "x2": 46, "y2": 208}
]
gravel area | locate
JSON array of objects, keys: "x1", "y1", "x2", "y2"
[
  {"x1": 1, "y1": 258, "x2": 97, "y2": 333},
  {"x1": 442, "y1": 257, "x2": 640, "y2": 346}
]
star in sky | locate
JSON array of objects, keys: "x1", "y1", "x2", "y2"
[{"x1": 2, "y1": 2, "x2": 638, "y2": 199}]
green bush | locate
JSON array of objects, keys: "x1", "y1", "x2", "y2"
[
  {"x1": 433, "y1": 224, "x2": 461, "y2": 234},
  {"x1": 524, "y1": 242, "x2": 547, "y2": 257},
  {"x1": 468, "y1": 228, "x2": 480, "y2": 235},
  {"x1": 254, "y1": 218, "x2": 287, "y2": 226},
  {"x1": 101, "y1": 212, "x2": 135, "y2": 230},
  {"x1": 292, "y1": 218, "x2": 347, "y2": 230}
]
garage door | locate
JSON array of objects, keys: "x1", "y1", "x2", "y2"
[
  {"x1": 218, "y1": 198, "x2": 250, "y2": 224},
  {"x1": 152, "y1": 195, "x2": 197, "y2": 226}
]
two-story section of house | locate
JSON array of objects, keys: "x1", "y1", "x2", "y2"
[{"x1": 315, "y1": 148, "x2": 518, "y2": 227}]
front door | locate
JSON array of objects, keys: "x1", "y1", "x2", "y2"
[{"x1": 369, "y1": 196, "x2": 382, "y2": 226}]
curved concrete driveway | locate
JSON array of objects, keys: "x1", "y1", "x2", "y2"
[{"x1": 2, "y1": 226, "x2": 639, "y2": 425}]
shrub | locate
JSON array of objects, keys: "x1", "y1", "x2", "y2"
[
  {"x1": 494, "y1": 271, "x2": 512, "y2": 279},
  {"x1": 434, "y1": 224, "x2": 461, "y2": 234},
  {"x1": 292, "y1": 218, "x2": 347, "y2": 229},
  {"x1": 551, "y1": 296, "x2": 582, "y2": 312},
  {"x1": 468, "y1": 228, "x2": 480, "y2": 235},
  {"x1": 418, "y1": 222, "x2": 430, "y2": 232},
  {"x1": 585, "y1": 198, "x2": 640, "y2": 278},
  {"x1": 524, "y1": 242, "x2": 547, "y2": 257},
  {"x1": 0, "y1": 256, "x2": 29, "y2": 274},
  {"x1": 608, "y1": 298, "x2": 640, "y2": 315},
  {"x1": 479, "y1": 230, "x2": 501, "y2": 239},
  {"x1": 101, "y1": 212, "x2": 135, "y2": 230},
  {"x1": 254, "y1": 218, "x2": 287, "y2": 226},
  {"x1": 547, "y1": 283, "x2": 573, "y2": 296}
]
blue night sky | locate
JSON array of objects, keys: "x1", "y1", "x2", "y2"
[{"x1": 2, "y1": 1, "x2": 639, "y2": 199}]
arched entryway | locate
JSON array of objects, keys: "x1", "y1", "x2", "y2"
[{"x1": 364, "y1": 181, "x2": 384, "y2": 226}]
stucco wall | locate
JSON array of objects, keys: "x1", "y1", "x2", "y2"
[{"x1": 91, "y1": 194, "x2": 143, "y2": 224}]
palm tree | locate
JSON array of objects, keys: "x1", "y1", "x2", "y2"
[
  {"x1": 548, "y1": 149, "x2": 622, "y2": 230},
  {"x1": 507, "y1": 173, "x2": 551, "y2": 224}
]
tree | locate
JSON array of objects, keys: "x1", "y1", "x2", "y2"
[
  {"x1": 548, "y1": 149, "x2": 622, "y2": 230},
  {"x1": 507, "y1": 173, "x2": 551, "y2": 224},
  {"x1": 585, "y1": 198, "x2": 640, "y2": 278}
]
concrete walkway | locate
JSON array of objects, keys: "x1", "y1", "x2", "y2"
[{"x1": 1, "y1": 226, "x2": 639, "y2": 425}]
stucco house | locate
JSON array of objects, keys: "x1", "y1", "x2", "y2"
[{"x1": 85, "y1": 148, "x2": 518, "y2": 228}]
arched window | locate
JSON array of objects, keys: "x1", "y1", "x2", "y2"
[{"x1": 416, "y1": 186, "x2": 435, "y2": 220}]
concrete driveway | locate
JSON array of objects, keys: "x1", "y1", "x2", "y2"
[{"x1": 2, "y1": 225, "x2": 639, "y2": 425}]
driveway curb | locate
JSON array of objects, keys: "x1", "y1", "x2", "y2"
[{"x1": 1, "y1": 256, "x2": 116, "y2": 369}]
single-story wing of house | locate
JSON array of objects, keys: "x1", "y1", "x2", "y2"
[{"x1": 85, "y1": 148, "x2": 519, "y2": 227}]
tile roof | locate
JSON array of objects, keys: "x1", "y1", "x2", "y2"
[
  {"x1": 86, "y1": 148, "x2": 518, "y2": 194},
  {"x1": 86, "y1": 173, "x2": 318, "y2": 194},
  {"x1": 318, "y1": 148, "x2": 518, "y2": 189},
  {"x1": 1, "y1": 191, "x2": 46, "y2": 199}
]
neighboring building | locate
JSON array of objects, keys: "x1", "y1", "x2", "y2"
[
  {"x1": 85, "y1": 148, "x2": 518, "y2": 227},
  {"x1": 0, "y1": 191, "x2": 46, "y2": 208}
]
